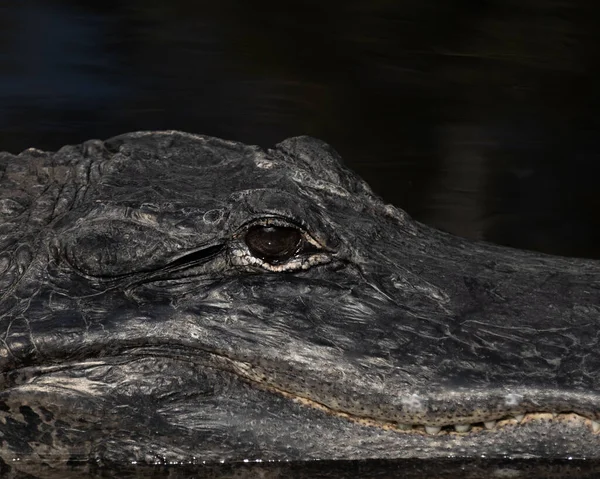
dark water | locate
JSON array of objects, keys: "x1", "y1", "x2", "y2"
[
  {"x1": 8, "y1": 458, "x2": 600, "y2": 479},
  {"x1": 2, "y1": 1, "x2": 600, "y2": 258}
]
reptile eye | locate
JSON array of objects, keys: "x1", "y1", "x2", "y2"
[{"x1": 245, "y1": 225, "x2": 302, "y2": 264}]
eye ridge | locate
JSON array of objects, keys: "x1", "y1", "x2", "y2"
[{"x1": 245, "y1": 224, "x2": 305, "y2": 264}]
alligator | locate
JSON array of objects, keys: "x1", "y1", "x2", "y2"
[{"x1": 0, "y1": 131, "x2": 599, "y2": 477}]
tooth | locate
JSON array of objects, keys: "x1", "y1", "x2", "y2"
[
  {"x1": 592, "y1": 421, "x2": 600, "y2": 433},
  {"x1": 425, "y1": 426, "x2": 441, "y2": 435},
  {"x1": 484, "y1": 420, "x2": 496, "y2": 430},
  {"x1": 397, "y1": 423, "x2": 412, "y2": 430},
  {"x1": 454, "y1": 424, "x2": 471, "y2": 432},
  {"x1": 513, "y1": 414, "x2": 525, "y2": 422}
]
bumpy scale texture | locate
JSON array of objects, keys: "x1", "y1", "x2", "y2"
[{"x1": 0, "y1": 131, "x2": 599, "y2": 477}]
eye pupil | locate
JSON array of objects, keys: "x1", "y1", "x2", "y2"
[{"x1": 245, "y1": 225, "x2": 302, "y2": 263}]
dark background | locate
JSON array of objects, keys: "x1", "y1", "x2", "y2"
[{"x1": 1, "y1": 0, "x2": 599, "y2": 258}]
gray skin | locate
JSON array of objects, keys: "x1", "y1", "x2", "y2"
[{"x1": 0, "y1": 131, "x2": 599, "y2": 475}]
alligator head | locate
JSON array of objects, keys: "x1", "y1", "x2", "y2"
[{"x1": 0, "y1": 131, "x2": 599, "y2": 470}]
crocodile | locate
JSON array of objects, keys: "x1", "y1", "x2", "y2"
[{"x1": 0, "y1": 131, "x2": 599, "y2": 476}]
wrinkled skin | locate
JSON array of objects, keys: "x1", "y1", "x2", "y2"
[{"x1": 0, "y1": 131, "x2": 599, "y2": 476}]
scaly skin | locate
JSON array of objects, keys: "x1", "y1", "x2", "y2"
[{"x1": 0, "y1": 131, "x2": 599, "y2": 476}]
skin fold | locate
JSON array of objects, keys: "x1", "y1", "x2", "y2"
[{"x1": 0, "y1": 131, "x2": 599, "y2": 476}]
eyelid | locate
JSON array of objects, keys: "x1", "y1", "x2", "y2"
[{"x1": 237, "y1": 215, "x2": 304, "y2": 231}]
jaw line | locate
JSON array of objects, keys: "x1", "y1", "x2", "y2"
[
  {"x1": 233, "y1": 369, "x2": 600, "y2": 436},
  {"x1": 4, "y1": 346, "x2": 600, "y2": 437}
]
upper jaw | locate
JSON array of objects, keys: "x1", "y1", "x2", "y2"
[{"x1": 4, "y1": 262, "x2": 600, "y2": 445}]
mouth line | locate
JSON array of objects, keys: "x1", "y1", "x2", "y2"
[
  {"x1": 4, "y1": 347, "x2": 600, "y2": 437},
  {"x1": 213, "y1": 354, "x2": 600, "y2": 436},
  {"x1": 257, "y1": 379, "x2": 600, "y2": 436}
]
